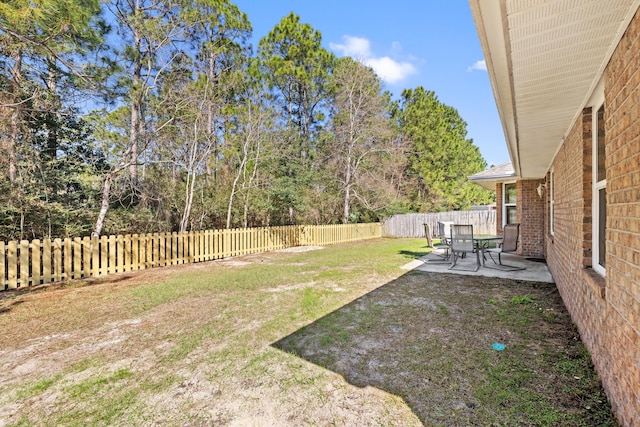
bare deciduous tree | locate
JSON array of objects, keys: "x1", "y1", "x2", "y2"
[{"x1": 329, "y1": 57, "x2": 397, "y2": 223}]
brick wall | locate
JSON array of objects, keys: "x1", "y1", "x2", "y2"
[
  {"x1": 493, "y1": 180, "x2": 544, "y2": 257},
  {"x1": 517, "y1": 179, "x2": 545, "y2": 257},
  {"x1": 602, "y1": 7, "x2": 640, "y2": 424},
  {"x1": 545, "y1": 8, "x2": 640, "y2": 426}
]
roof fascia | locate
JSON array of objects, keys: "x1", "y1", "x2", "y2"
[{"x1": 468, "y1": 0, "x2": 520, "y2": 177}]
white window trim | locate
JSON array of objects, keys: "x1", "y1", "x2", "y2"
[
  {"x1": 592, "y1": 98, "x2": 606, "y2": 277},
  {"x1": 503, "y1": 181, "x2": 517, "y2": 227}
]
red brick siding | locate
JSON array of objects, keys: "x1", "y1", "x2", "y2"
[
  {"x1": 543, "y1": 170, "x2": 551, "y2": 258},
  {"x1": 493, "y1": 180, "x2": 544, "y2": 257},
  {"x1": 517, "y1": 179, "x2": 545, "y2": 257},
  {"x1": 602, "y1": 7, "x2": 640, "y2": 425},
  {"x1": 545, "y1": 9, "x2": 640, "y2": 426},
  {"x1": 545, "y1": 107, "x2": 612, "y2": 412}
]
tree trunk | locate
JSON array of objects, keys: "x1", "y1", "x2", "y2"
[
  {"x1": 226, "y1": 147, "x2": 248, "y2": 229},
  {"x1": 242, "y1": 143, "x2": 260, "y2": 229},
  {"x1": 45, "y1": 61, "x2": 59, "y2": 161},
  {"x1": 179, "y1": 170, "x2": 195, "y2": 232},
  {"x1": 128, "y1": 2, "x2": 142, "y2": 185},
  {"x1": 9, "y1": 109, "x2": 18, "y2": 184},
  {"x1": 343, "y1": 184, "x2": 351, "y2": 224},
  {"x1": 93, "y1": 172, "x2": 114, "y2": 237},
  {"x1": 343, "y1": 149, "x2": 353, "y2": 224},
  {"x1": 129, "y1": 88, "x2": 140, "y2": 185},
  {"x1": 8, "y1": 49, "x2": 22, "y2": 184}
]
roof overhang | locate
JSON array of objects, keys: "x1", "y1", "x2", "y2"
[
  {"x1": 469, "y1": 162, "x2": 515, "y2": 190},
  {"x1": 469, "y1": 0, "x2": 640, "y2": 179}
]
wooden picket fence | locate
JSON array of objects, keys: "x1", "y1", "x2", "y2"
[
  {"x1": 382, "y1": 211, "x2": 497, "y2": 238},
  {"x1": 0, "y1": 223, "x2": 381, "y2": 291}
]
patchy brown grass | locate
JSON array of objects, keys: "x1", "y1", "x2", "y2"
[{"x1": 0, "y1": 239, "x2": 617, "y2": 426}]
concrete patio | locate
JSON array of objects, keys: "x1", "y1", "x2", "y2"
[{"x1": 401, "y1": 247, "x2": 555, "y2": 283}]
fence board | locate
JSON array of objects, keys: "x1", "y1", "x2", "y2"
[
  {"x1": 188, "y1": 232, "x2": 194, "y2": 263},
  {"x1": 7, "y1": 241, "x2": 17, "y2": 289},
  {"x1": 83, "y1": 237, "x2": 91, "y2": 278},
  {"x1": 177, "y1": 232, "x2": 184, "y2": 264},
  {"x1": 107, "y1": 235, "x2": 114, "y2": 273},
  {"x1": 158, "y1": 233, "x2": 165, "y2": 267},
  {"x1": 121, "y1": 235, "x2": 130, "y2": 272},
  {"x1": 73, "y1": 237, "x2": 82, "y2": 279},
  {"x1": 99, "y1": 236, "x2": 107, "y2": 275},
  {"x1": 115, "y1": 235, "x2": 123, "y2": 274},
  {"x1": 42, "y1": 239, "x2": 52, "y2": 284},
  {"x1": 31, "y1": 240, "x2": 41, "y2": 286},
  {"x1": 141, "y1": 234, "x2": 148, "y2": 270},
  {"x1": 143, "y1": 234, "x2": 151, "y2": 268},
  {"x1": 53, "y1": 239, "x2": 62, "y2": 282},
  {"x1": 19, "y1": 240, "x2": 29, "y2": 287},
  {"x1": 91, "y1": 236, "x2": 99, "y2": 277},
  {"x1": 62, "y1": 238, "x2": 71, "y2": 281}
]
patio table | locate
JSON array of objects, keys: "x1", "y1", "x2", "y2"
[{"x1": 474, "y1": 236, "x2": 502, "y2": 266}]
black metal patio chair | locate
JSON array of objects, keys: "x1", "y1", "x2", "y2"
[{"x1": 485, "y1": 223, "x2": 526, "y2": 271}]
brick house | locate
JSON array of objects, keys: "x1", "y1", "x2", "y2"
[{"x1": 468, "y1": 1, "x2": 640, "y2": 425}]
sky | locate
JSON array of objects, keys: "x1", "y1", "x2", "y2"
[{"x1": 232, "y1": 0, "x2": 510, "y2": 167}]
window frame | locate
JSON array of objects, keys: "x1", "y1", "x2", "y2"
[
  {"x1": 592, "y1": 100, "x2": 606, "y2": 277},
  {"x1": 503, "y1": 181, "x2": 517, "y2": 226}
]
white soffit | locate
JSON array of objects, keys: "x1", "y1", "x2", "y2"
[{"x1": 470, "y1": 0, "x2": 640, "y2": 178}]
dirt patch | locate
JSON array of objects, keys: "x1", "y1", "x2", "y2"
[{"x1": 0, "y1": 243, "x2": 616, "y2": 426}]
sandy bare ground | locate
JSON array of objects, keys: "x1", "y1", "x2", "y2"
[{"x1": 0, "y1": 243, "x2": 616, "y2": 426}]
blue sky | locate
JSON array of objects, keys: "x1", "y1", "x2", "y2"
[{"x1": 232, "y1": 0, "x2": 509, "y2": 167}]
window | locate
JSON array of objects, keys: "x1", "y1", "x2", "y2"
[
  {"x1": 549, "y1": 168, "x2": 554, "y2": 235},
  {"x1": 504, "y1": 182, "x2": 517, "y2": 225},
  {"x1": 593, "y1": 104, "x2": 606, "y2": 275}
]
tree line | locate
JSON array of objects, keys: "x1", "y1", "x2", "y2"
[{"x1": 0, "y1": 0, "x2": 493, "y2": 241}]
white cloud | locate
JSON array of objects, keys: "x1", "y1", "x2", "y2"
[
  {"x1": 330, "y1": 35, "x2": 372, "y2": 58},
  {"x1": 329, "y1": 35, "x2": 417, "y2": 84},
  {"x1": 363, "y1": 57, "x2": 416, "y2": 84},
  {"x1": 467, "y1": 59, "x2": 487, "y2": 72}
]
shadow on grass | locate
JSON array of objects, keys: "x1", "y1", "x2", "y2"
[
  {"x1": 398, "y1": 248, "x2": 430, "y2": 260},
  {"x1": 272, "y1": 270, "x2": 617, "y2": 426}
]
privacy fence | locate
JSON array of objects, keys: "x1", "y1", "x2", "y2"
[
  {"x1": 1, "y1": 223, "x2": 381, "y2": 291},
  {"x1": 382, "y1": 211, "x2": 496, "y2": 238}
]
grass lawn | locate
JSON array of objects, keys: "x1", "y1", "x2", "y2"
[{"x1": 0, "y1": 238, "x2": 616, "y2": 426}]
